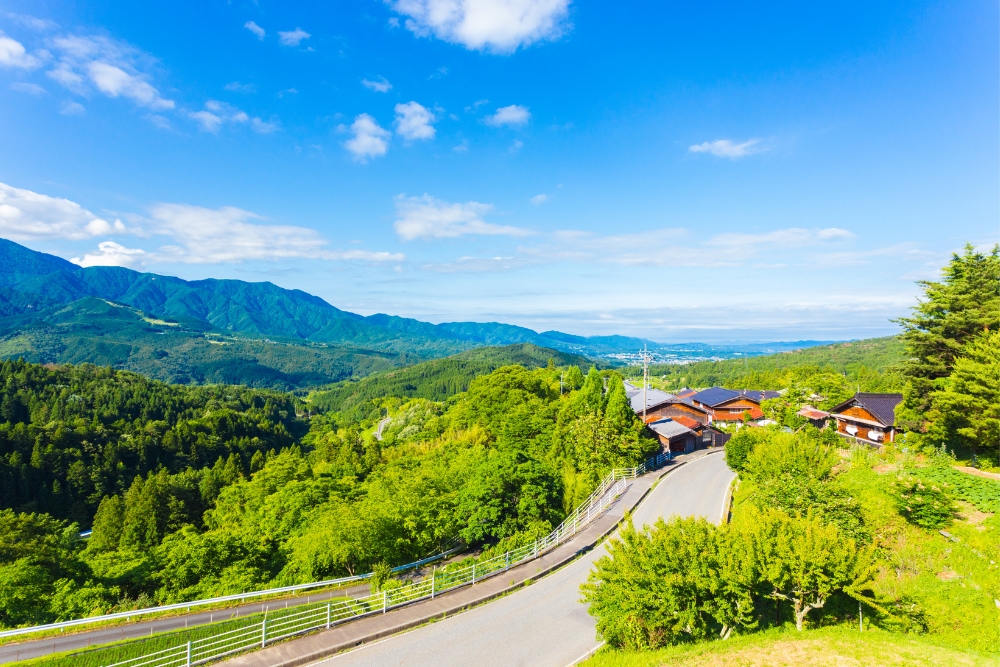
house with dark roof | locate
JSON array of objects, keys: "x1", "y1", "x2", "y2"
[
  {"x1": 623, "y1": 381, "x2": 713, "y2": 425},
  {"x1": 647, "y1": 418, "x2": 699, "y2": 453},
  {"x1": 689, "y1": 387, "x2": 782, "y2": 423},
  {"x1": 829, "y1": 393, "x2": 904, "y2": 445}
]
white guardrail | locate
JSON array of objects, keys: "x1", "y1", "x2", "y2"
[
  {"x1": 31, "y1": 452, "x2": 672, "y2": 667},
  {"x1": 0, "y1": 548, "x2": 462, "y2": 641}
]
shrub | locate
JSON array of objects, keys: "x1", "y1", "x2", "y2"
[{"x1": 891, "y1": 475, "x2": 958, "y2": 529}]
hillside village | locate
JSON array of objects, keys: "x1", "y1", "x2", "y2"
[{"x1": 624, "y1": 380, "x2": 904, "y2": 453}]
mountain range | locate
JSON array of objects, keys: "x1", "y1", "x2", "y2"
[{"x1": 0, "y1": 238, "x2": 831, "y2": 389}]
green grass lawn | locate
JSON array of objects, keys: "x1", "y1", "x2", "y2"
[{"x1": 582, "y1": 625, "x2": 996, "y2": 667}]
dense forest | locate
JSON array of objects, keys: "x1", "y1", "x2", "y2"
[
  {"x1": 0, "y1": 356, "x2": 655, "y2": 628},
  {"x1": 306, "y1": 343, "x2": 594, "y2": 421}
]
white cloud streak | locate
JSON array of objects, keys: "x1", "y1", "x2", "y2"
[
  {"x1": 394, "y1": 194, "x2": 532, "y2": 240},
  {"x1": 394, "y1": 101, "x2": 436, "y2": 140},
  {"x1": 244, "y1": 21, "x2": 266, "y2": 40},
  {"x1": 0, "y1": 181, "x2": 126, "y2": 241},
  {"x1": 689, "y1": 138, "x2": 765, "y2": 159},
  {"x1": 344, "y1": 114, "x2": 391, "y2": 161},
  {"x1": 72, "y1": 241, "x2": 146, "y2": 268},
  {"x1": 485, "y1": 104, "x2": 530, "y2": 126},
  {"x1": 0, "y1": 35, "x2": 41, "y2": 69},
  {"x1": 278, "y1": 28, "x2": 310, "y2": 46},
  {"x1": 386, "y1": 0, "x2": 570, "y2": 53},
  {"x1": 361, "y1": 76, "x2": 392, "y2": 92},
  {"x1": 45, "y1": 35, "x2": 174, "y2": 110}
]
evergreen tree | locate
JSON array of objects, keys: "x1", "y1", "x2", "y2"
[
  {"x1": 578, "y1": 366, "x2": 605, "y2": 415},
  {"x1": 928, "y1": 330, "x2": 1000, "y2": 463},
  {"x1": 896, "y1": 244, "x2": 1000, "y2": 424},
  {"x1": 603, "y1": 375, "x2": 634, "y2": 434}
]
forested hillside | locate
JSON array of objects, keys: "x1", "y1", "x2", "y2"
[
  {"x1": 0, "y1": 358, "x2": 655, "y2": 628},
  {"x1": 633, "y1": 336, "x2": 906, "y2": 394},
  {"x1": 306, "y1": 343, "x2": 594, "y2": 421}
]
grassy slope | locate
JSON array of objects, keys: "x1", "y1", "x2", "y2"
[
  {"x1": 305, "y1": 343, "x2": 595, "y2": 419},
  {"x1": 583, "y1": 626, "x2": 994, "y2": 667},
  {"x1": 629, "y1": 336, "x2": 906, "y2": 390},
  {"x1": 586, "y1": 451, "x2": 1000, "y2": 667}
]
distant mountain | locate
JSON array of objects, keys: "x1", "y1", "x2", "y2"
[{"x1": 0, "y1": 238, "x2": 835, "y2": 388}]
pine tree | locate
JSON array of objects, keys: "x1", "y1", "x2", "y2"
[{"x1": 897, "y1": 244, "x2": 1000, "y2": 423}]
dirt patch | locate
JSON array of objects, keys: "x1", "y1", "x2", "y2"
[
  {"x1": 956, "y1": 501, "x2": 992, "y2": 527},
  {"x1": 955, "y1": 466, "x2": 1000, "y2": 481},
  {"x1": 936, "y1": 569, "x2": 960, "y2": 581},
  {"x1": 874, "y1": 464, "x2": 897, "y2": 474}
]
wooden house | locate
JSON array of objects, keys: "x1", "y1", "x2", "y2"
[
  {"x1": 689, "y1": 387, "x2": 781, "y2": 423},
  {"x1": 797, "y1": 405, "x2": 830, "y2": 428},
  {"x1": 829, "y1": 393, "x2": 903, "y2": 445}
]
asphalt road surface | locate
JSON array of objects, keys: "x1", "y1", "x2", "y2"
[{"x1": 315, "y1": 451, "x2": 735, "y2": 667}]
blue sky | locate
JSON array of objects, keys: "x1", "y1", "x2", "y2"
[{"x1": 0, "y1": 0, "x2": 996, "y2": 342}]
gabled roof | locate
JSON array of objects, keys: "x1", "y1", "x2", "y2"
[
  {"x1": 628, "y1": 387, "x2": 674, "y2": 413},
  {"x1": 670, "y1": 415, "x2": 703, "y2": 431},
  {"x1": 797, "y1": 406, "x2": 830, "y2": 420},
  {"x1": 690, "y1": 387, "x2": 739, "y2": 407},
  {"x1": 647, "y1": 418, "x2": 694, "y2": 440},
  {"x1": 830, "y1": 393, "x2": 903, "y2": 427},
  {"x1": 690, "y1": 387, "x2": 781, "y2": 408}
]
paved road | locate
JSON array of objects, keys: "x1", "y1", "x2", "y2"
[{"x1": 315, "y1": 452, "x2": 735, "y2": 667}]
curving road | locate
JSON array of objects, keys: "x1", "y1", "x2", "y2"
[{"x1": 315, "y1": 451, "x2": 735, "y2": 667}]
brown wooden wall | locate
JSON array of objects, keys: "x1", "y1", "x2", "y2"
[
  {"x1": 835, "y1": 404, "x2": 882, "y2": 425},
  {"x1": 644, "y1": 403, "x2": 709, "y2": 425}
]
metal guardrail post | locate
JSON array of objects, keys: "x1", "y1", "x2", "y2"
[
  {"x1": 186, "y1": 641, "x2": 192, "y2": 667},
  {"x1": 326, "y1": 602, "x2": 331, "y2": 629},
  {"x1": 430, "y1": 567, "x2": 436, "y2": 599},
  {"x1": 261, "y1": 613, "x2": 267, "y2": 648},
  {"x1": 472, "y1": 562, "x2": 476, "y2": 584},
  {"x1": 505, "y1": 551, "x2": 510, "y2": 571},
  {"x1": 383, "y1": 589, "x2": 387, "y2": 614}
]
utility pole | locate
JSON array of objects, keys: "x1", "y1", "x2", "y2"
[
  {"x1": 559, "y1": 372, "x2": 565, "y2": 395},
  {"x1": 640, "y1": 344, "x2": 651, "y2": 424}
]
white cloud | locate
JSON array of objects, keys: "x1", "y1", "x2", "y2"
[
  {"x1": 45, "y1": 35, "x2": 174, "y2": 110},
  {"x1": 393, "y1": 193, "x2": 532, "y2": 240},
  {"x1": 0, "y1": 35, "x2": 41, "y2": 69},
  {"x1": 689, "y1": 138, "x2": 765, "y2": 159},
  {"x1": 394, "y1": 101, "x2": 436, "y2": 140},
  {"x1": 508, "y1": 139, "x2": 523, "y2": 153},
  {"x1": 6, "y1": 13, "x2": 57, "y2": 31},
  {"x1": 244, "y1": 21, "x2": 266, "y2": 40},
  {"x1": 361, "y1": 76, "x2": 392, "y2": 92},
  {"x1": 224, "y1": 81, "x2": 257, "y2": 93},
  {"x1": 529, "y1": 194, "x2": 547, "y2": 205},
  {"x1": 485, "y1": 104, "x2": 530, "y2": 126},
  {"x1": 386, "y1": 0, "x2": 570, "y2": 53},
  {"x1": 72, "y1": 241, "x2": 146, "y2": 268},
  {"x1": 189, "y1": 101, "x2": 259, "y2": 133},
  {"x1": 344, "y1": 114, "x2": 391, "y2": 161},
  {"x1": 148, "y1": 203, "x2": 402, "y2": 263},
  {"x1": 708, "y1": 228, "x2": 854, "y2": 255},
  {"x1": 86, "y1": 61, "x2": 173, "y2": 110},
  {"x1": 190, "y1": 109, "x2": 222, "y2": 132},
  {"x1": 11, "y1": 82, "x2": 45, "y2": 95},
  {"x1": 60, "y1": 100, "x2": 85, "y2": 115},
  {"x1": 251, "y1": 117, "x2": 278, "y2": 133},
  {"x1": 278, "y1": 28, "x2": 310, "y2": 46},
  {"x1": 0, "y1": 181, "x2": 126, "y2": 241}
]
